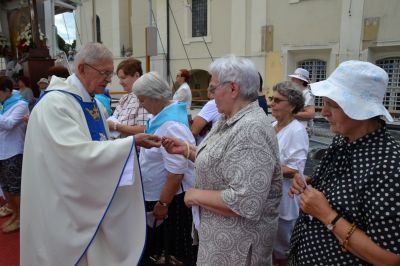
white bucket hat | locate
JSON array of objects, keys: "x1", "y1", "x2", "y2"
[
  {"x1": 37, "y1": 78, "x2": 49, "y2": 85},
  {"x1": 310, "y1": 60, "x2": 393, "y2": 122},
  {"x1": 288, "y1": 68, "x2": 310, "y2": 83}
]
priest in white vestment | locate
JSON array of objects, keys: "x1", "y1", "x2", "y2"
[{"x1": 20, "y1": 43, "x2": 160, "y2": 266}]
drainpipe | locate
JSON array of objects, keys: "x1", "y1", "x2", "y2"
[{"x1": 167, "y1": 0, "x2": 170, "y2": 84}]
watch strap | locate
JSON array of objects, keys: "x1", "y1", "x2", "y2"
[
  {"x1": 330, "y1": 213, "x2": 341, "y2": 226},
  {"x1": 327, "y1": 213, "x2": 341, "y2": 231}
]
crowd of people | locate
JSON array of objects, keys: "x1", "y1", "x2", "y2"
[{"x1": 0, "y1": 42, "x2": 399, "y2": 266}]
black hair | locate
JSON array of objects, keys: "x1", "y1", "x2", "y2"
[
  {"x1": 258, "y1": 72, "x2": 263, "y2": 92},
  {"x1": 0, "y1": 76, "x2": 13, "y2": 92}
]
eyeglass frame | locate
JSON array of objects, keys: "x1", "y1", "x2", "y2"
[
  {"x1": 208, "y1": 81, "x2": 230, "y2": 94},
  {"x1": 85, "y1": 63, "x2": 115, "y2": 78},
  {"x1": 268, "y1": 96, "x2": 289, "y2": 104}
]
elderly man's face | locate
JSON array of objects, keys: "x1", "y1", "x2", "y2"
[{"x1": 80, "y1": 58, "x2": 114, "y2": 95}]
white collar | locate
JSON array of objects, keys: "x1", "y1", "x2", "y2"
[{"x1": 67, "y1": 74, "x2": 93, "y2": 102}]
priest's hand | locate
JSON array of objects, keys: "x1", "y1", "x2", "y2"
[
  {"x1": 134, "y1": 133, "x2": 161, "y2": 149},
  {"x1": 153, "y1": 201, "x2": 169, "y2": 220},
  {"x1": 161, "y1": 136, "x2": 186, "y2": 156}
]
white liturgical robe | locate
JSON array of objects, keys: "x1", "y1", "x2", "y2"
[{"x1": 20, "y1": 75, "x2": 146, "y2": 266}]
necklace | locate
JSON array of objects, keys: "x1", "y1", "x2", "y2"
[{"x1": 274, "y1": 118, "x2": 294, "y2": 133}]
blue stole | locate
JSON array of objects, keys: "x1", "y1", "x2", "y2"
[
  {"x1": 95, "y1": 94, "x2": 113, "y2": 116},
  {"x1": 0, "y1": 93, "x2": 27, "y2": 114},
  {"x1": 145, "y1": 102, "x2": 189, "y2": 134},
  {"x1": 42, "y1": 90, "x2": 108, "y2": 141}
]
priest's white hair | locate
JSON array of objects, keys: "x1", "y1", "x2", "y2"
[{"x1": 74, "y1": 42, "x2": 113, "y2": 69}]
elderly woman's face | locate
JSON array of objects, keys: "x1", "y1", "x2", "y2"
[
  {"x1": 138, "y1": 95, "x2": 157, "y2": 115},
  {"x1": 270, "y1": 91, "x2": 294, "y2": 120},
  {"x1": 321, "y1": 97, "x2": 359, "y2": 137},
  {"x1": 208, "y1": 74, "x2": 232, "y2": 115},
  {"x1": 118, "y1": 69, "x2": 139, "y2": 93}
]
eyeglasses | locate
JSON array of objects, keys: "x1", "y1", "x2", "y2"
[
  {"x1": 85, "y1": 63, "x2": 115, "y2": 78},
  {"x1": 268, "y1": 96, "x2": 288, "y2": 104},
  {"x1": 208, "y1": 82, "x2": 229, "y2": 94}
]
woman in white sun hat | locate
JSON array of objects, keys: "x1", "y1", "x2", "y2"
[
  {"x1": 288, "y1": 60, "x2": 400, "y2": 265},
  {"x1": 288, "y1": 68, "x2": 315, "y2": 132}
]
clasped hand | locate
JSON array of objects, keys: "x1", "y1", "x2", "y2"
[
  {"x1": 289, "y1": 173, "x2": 334, "y2": 223},
  {"x1": 134, "y1": 133, "x2": 161, "y2": 149},
  {"x1": 161, "y1": 136, "x2": 186, "y2": 156}
]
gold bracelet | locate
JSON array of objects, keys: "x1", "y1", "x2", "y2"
[
  {"x1": 185, "y1": 141, "x2": 190, "y2": 159},
  {"x1": 341, "y1": 222, "x2": 357, "y2": 252}
]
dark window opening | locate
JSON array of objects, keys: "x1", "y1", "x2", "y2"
[
  {"x1": 376, "y1": 57, "x2": 400, "y2": 113},
  {"x1": 192, "y1": 0, "x2": 207, "y2": 37}
]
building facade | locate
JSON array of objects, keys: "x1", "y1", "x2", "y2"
[
  {"x1": 76, "y1": 0, "x2": 268, "y2": 92},
  {"x1": 75, "y1": 0, "x2": 400, "y2": 116},
  {"x1": 266, "y1": 0, "x2": 400, "y2": 117}
]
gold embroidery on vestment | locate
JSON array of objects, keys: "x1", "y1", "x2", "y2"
[{"x1": 85, "y1": 106, "x2": 100, "y2": 120}]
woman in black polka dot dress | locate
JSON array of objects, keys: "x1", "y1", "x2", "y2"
[{"x1": 288, "y1": 61, "x2": 400, "y2": 265}]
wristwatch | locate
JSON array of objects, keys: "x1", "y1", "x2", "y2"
[
  {"x1": 326, "y1": 213, "x2": 341, "y2": 231},
  {"x1": 157, "y1": 201, "x2": 169, "y2": 208}
]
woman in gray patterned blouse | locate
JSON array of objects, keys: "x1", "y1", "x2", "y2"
[{"x1": 162, "y1": 55, "x2": 282, "y2": 266}]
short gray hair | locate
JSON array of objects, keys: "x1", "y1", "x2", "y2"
[
  {"x1": 133, "y1": 71, "x2": 172, "y2": 100},
  {"x1": 209, "y1": 55, "x2": 259, "y2": 101},
  {"x1": 273, "y1": 81, "x2": 304, "y2": 114},
  {"x1": 74, "y1": 42, "x2": 113, "y2": 69}
]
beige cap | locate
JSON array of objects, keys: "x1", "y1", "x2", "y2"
[{"x1": 37, "y1": 78, "x2": 49, "y2": 85}]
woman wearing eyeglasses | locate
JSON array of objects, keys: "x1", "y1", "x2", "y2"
[
  {"x1": 162, "y1": 55, "x2": 282, "y2": 266},
  {"x1": 173, "y1": 69, "x2": 192, "y2": 112},
  {"x1": 269, "y1": 81, "x2": 308, "y2": 266}
]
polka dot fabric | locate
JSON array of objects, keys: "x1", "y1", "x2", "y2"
[{"x1": 289, "y1": 125, "x2": 400, "y2": 265}]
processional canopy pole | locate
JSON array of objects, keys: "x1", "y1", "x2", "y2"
[{"x1": 28, "y1": 0, "x2": 41, "y2": 48}]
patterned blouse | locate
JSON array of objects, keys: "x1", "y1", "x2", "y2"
[
  {"x1": 289, "y1": 125, "x2": 400, "y2": 265},
  {"x1": 113, "y1": 93, "x2": 149, "y2": 126},
  {"x1": 195, "y1": 102, "x2": 282, "y2": 266}
]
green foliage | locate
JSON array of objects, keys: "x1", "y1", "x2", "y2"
[{"x1": 56, "y1": 33, "x2": 76, "y2": 54}]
